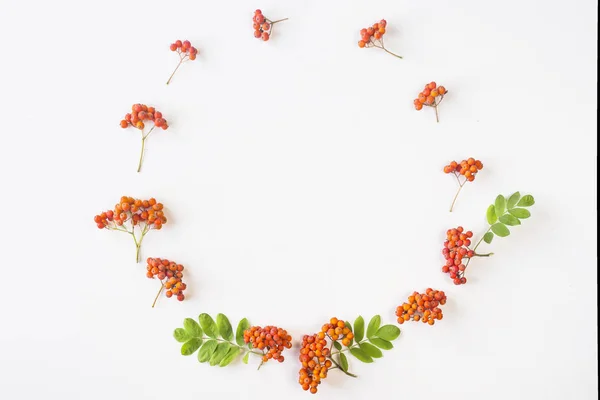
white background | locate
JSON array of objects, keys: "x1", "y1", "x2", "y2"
[{"x1": 0, "y1": 0, "x2": 597, "y2": 399}]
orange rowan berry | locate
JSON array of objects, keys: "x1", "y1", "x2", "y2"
[
  {"x1": 166, "y1": 39, "x2": 198, "y2": 85},
  {"x1": 443, "y1": 159, "x2": 484, "y2": 211},
  {"x1": 396, "y1": 290, "x2": 447, "y2": 325},
  {"x1": 252, "y1": 10, "x2": 287, "y2": 41},
  {"x1": 414, "y1": 81, "x2": 447, "y2": 122},
  {"x1": 357, "y1": 19, "x2": 402, "y2": 59}
]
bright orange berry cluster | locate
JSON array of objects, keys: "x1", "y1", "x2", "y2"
[
  {"x1": 94, "y1": 196, "x2": 167, "y2": 230},
  {"x1": 442, "y1": 226, "x2": 474, "y2": 285},
  {"x1": 444, "y1": 158, "x2": 483, "y2": 182},
  {"x1": 120, "y1": 104, "x2": 169, "y2": 131},
  {"x1": 396, "y1": 289, "x2": 447, "y2": 325},
  {"x1": 414, "y1": 82, "x2": 446, "y2": 122},
  {"x1": 146, "y1": 257, "x2": 186, "y2": 304},
  {"x1": 244, "y1": 326, "x2": 292, "y2": 364},
  {"x1": 358, "y1": 20, "x2": 402, "y2": 59},
  {"x1": 253, "y1": 10, "x2": 287, "y2": 41},
  {"x1": 166, "y1": 40, "x2": 198, "y2": 85},
  {"x1": 298, "y1": 317, "x2": 353, "y2": 394}
]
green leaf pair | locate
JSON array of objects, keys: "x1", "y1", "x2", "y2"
[
  {"x1": 484, "y1": 192, "x2": 534, "y2": 244},
  {"x1": 174, "y1": 313, "x2": 250, "y2": 368},
  {"x1": 343, "y1": 315, "x2": 400, "y2": 366}
]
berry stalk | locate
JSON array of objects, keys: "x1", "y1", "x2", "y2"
[
  {"x1": 152, "y1": 281, "x2": 165, "y2": 308},
  {"x1": 137, "y1": 137, "x2": 146, "y2": 173},
  {"x1": 166, "y1": 58, "x2": 185, "y2": 85}
]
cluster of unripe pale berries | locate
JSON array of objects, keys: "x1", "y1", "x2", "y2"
[
  {"x1": 94, "y1": 196, "x2": 167, "y2": 230},
  {"x1": 298, "y1": 317, "x2": 353, "y2": 394},
  {"x1": 252, "y1": 10, "x2": 287, "y2": 41},
  {"x1": 358, "y1": 19, "x2": 402, "y2": 59},
  {"x1": 167, "y1": 40, "x2": 198, "y2": 85},
  {"x1": 414, "y1": 82, "x2": 447, "y2": 122},
  {"x1": 244, "y1": 326, "x2": 292, "y2": 364},
  {"x1": 146, "y1": 257, "x2": 186, "y2": 305},
  {"x1": 396, "y1": 289, "x2": 447, "y2": 325},
  {"x1": 442, "y1": 226, "x2": 474, "y2": 285}
]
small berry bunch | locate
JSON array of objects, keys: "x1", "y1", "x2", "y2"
[
  {"x1": 167, "y1": 40, "x2": 198, "y2": 85},
  {"x1": 444, "y1": 158, "x2": 484, "y2": 212},
  {"x1": 146, "y1": 257, "x2": 186, "y2": 307},
  {"x1": 119, "y1": 104, "x2": 169, "y2": 172},
  {"x1": 298, "y1": 331, "x2": 335, "y2": 394},
  {"x1": 244, "y1": 326, "x2": 292, "y2": 366},
  {"x1": 414, "y1": 82, "x2": 447, "y2": 122},
  {"x1": 358, "y1": 19, "x2": 402, "y2": 59},
  {"x1": 94, "y1": 196, "x2": 167, "y2": 263},
  {"x1": 396, "y1": 289, "x2": 447, "y2": 325},
  {"x1": 253, "y1": 9, "x2": 288, "y2": 42},
  {"x1": 442, "y1": 226, "x2": 474, "y2": 285}
]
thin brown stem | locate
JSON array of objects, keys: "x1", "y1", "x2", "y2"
[
  {"x1": 268, "y1": 17, "x2": 288, "y2": 24},
  {"x1": 137, "y1": 137, "x2": 146, "y2": 173},
  {"x1": 435, "y1": 105, "x2": 439, "y2": 123},
  {"x1": 327, "y1": 356, "x2": 357, "y2": 378},
  {"x1": 151, "y1": 281, "x2": 165, "y2": 308},
  {"x1": 166, "y1": 59, "x2": 184, "y2": 85},
  {"x1": 449, "y1": 183, "x2": 465, "y2": 212},
  {"x1": 473, "y1": 252, "x2": 494, "y2": 257}
]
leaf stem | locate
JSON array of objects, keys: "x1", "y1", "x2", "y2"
[
  {"x1": 151, "y1": 281, "x2": 165, "y2": 308},
  {"x1": 473, "y1": 252, "x2": 494, "y2": 257},
  {"x1": 327, "y1": 356, "x2": 357, "y2": 378}
]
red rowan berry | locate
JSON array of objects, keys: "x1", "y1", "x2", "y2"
[
  {"x1": 357, "y1": 19, "x2": 402, "y2": 59},
  {"x1": 397, "y1": 289, "x2": 447, "y2": 325},
  {"x1": 166, "y1": 39, "x2": 198, "y2": 85},
  {"x1": 244, "y1": 325, "x2": 292, "y2": 367},
  {"x1": 252, "y1": 10, "x2": 287, "y2": 41},
  {"x1": 441, "y1": 227, "x2": 477, "y2": 284},
  {"x1": 414, "y1": 81, "x2": 447, "y2": 122},
  {"x1": 443, "y1": 158, "x2": 484, "y2": 211}
]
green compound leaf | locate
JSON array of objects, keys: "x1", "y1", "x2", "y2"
[
  {"x1": 209, "y1": 342, "x2": 231, "y2": 366},
  {"x1": 216, "y1": 313, "x2": 233, "y2": 341},
  {"x1": 375, "y1": 325, "x2": 400, "y2": 341},
  {"x1": 491, "y1": 223, "x2": 510, "y2": 237},
  {"x1": 507, "y1": 192, "x2": 521, "y2": 209},
  {"x1": 199, "y1": 313, "x2": 218, "y2": 338},
  {"x1": 349, "y1": 347, "x2": 373, "y2": 363},
  {"x1": 369, "y1": 338, "x2": 393, "y2": 350},
  {"x1": 517, "y1": 195, "x2": 535, "y2": 207},
  {"x1": 353, "y1": 316, "x2": 365, "y2": 342},
  {"x1": 333, "y1": 341, "x2": 342, "y2": 351},
  {"x1": 509, "y1": 208, "x2": 531, "y2": 219},
  {"x1": 483, "y1": 232, "x2": 494, "y2": 244},
  {"x1": 339, "y1": 353, "x2": 349, "y2": 372},
  {"x1": 235, "y1": 318, "x2": 250, "y2": 347},
  {"x1": 219, "y1": 346, "x2": 241, "y2": 367},
  {"x1": 486, "y1": 205, "x2": 497, "y2": 225},
  {"x1": 495, "y1": 195, "x2": 506, "y2": 217},
  {"x1": 359, "y1": 342, "x2": 383, "y2": 358},
  {"x1": 181, "y1": 338, "x2": 203, "y2": 356},
  {"x1": 242, "y1": 352, "x2": 250, "y2": 364},
  {"x1": 173, "y1": 328, "x2": 191, "y2": 343},
  {"x1": 366, "y1": 315, "x2": 381, "y2": 339},
  {"x1": 197, "y1": 340, "x2": 218, "y2": 363},
  {"x1": 183, "y1": 318, "x2": 203, "y2": 338},
  {"x1": 499, "y1": 214, "x2": 521, "y2": 226}
]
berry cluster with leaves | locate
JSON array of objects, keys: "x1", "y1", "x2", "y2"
[
  {"x1": 441, "y1": 192, "x2": 535, "y2": 284},
  {"x1": 358, "y1": 19, "x2": 402, "y2": 59},
  {"x1": 167, "y1": 40, "x2": 198, "y2": 85},
  {"x1": 396, "y1": 289, "x2": 447, "y2": 325},
  {"x1": 298, "y1": 316, "x2": 400, "y2": 394},
  {"x1": 244, "y1": 326, "x2": 292, "y2": 366},
  {"x1": 145, "y1": 257, "x2": 186, "y2": 307},
  {"x1": 94, "y1": 196, "x2": 167, "y2": 262},
  {"x1": 444, "y1": 158, "x2": 484, "y2": 212},
  {"x1": 414, "y1": 82, "x2": 447, "y2": 122},
  {"x1": 119, "y1": 104, "x2": 169, "y2": 172},
  {"x1": 174, "y1": 313, "x2": 291, "y2": 368},
  {"x1": 253, "y1": 9, "x2": 287, "y2": 42}
]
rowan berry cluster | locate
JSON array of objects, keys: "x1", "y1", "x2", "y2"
[
  {"x1": 414, "y1": 82, "x2": 447, "y2": 122},
  {"x1": 298, "y1": 317, "x2": 354, "y2": 394},
  {"x1": 252, "y1": 10, "x2": 287, "y2": 42},
  {"x1": 442, "y1": 226, "x2": 474, "y2": 285},
  {"x1": 146, "y1": 257, "x2": 186, "y2": 307},
  {"x1": 94, "y1": 196, "x2": 167, "y2": 262},
  {"x1": 167, "y1": 40, "x2": 198, "y2": 85},
  {"x1": 444, "y1": 158, "x2": 484, "y2": 211},
  {"x1": 396, "y1": 289, "x2": 447, "y2": 325},
  {"x1": 358, "y1": 19, "x2": 402, "y2": 59},
  {"x1": 119, "y1": 104, "x2": 169, "y2": 172},
  {"x1": 244, "y1": 326, "x2": 292, "y2": 365}
]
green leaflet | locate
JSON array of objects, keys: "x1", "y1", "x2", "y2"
[
  {"x1": 173, "y1": 328, "x2": 191, "y2": 343},
  {"x1": 509, "y1": 208, "x2": 531, "y2": 219},
  {"x1": 366, "y1": 315, "x2": 381, "y2": 339},
  {"x1": 209, "y1": 342, "x2": 231, "y2": 366},
  {"x1": 219, "y1": 346, "x2": 240, "y2": 367},
  {"x1": 486, "y1": 205, "x2": 497, "y2": 225},
  {"x1": 199, "y1": 313, "x2": 218, "y2": 338},
  {"x1": 339, "y1": 353, "x2": 349, "y2": 371},
  {"x1": 353, "y1": 316, "x2": 365, "y2": 342},
  {"x1": 495, "y1": 195, "x2": 506, "y2": 217},
  {"x1": 499, "y1": 214, "x2": 521, "y2": 226},
  {"x1": 359, "y1": 342, "x2": 383, "y2": 358},
  {"x1": 349, "y1": 347, "x2": 373, "y2": 363},
  {"x1": 197, "y1": 340, "x2": 218, "y2": 363},
  {"x1": 375, "y1": 325, "x2": 400, "y2": 341},
  {"x1": 483, "y1": 232, "x2": 494, "y2": 244},
  {"x1": 333, "y1": 341, "x2": 342, "y2": 351},
  {"x1": 235, "y1": 318, "x2": 250, "y2": 347},
  {"x1": 183, "y1": 318, "x2": 203, "y2": 338},
  {"x1": 507, "y1": 192, "x2": 521, "y2": 209},
  {"x1": 216, "y1": 314, "x2": 233, "y2": 341},
  {"x1": 517, "y1": 195, "x2": 535, "y2": 207},
  {"x1": 242, "y1": 352, "x2": 250, "y2": 364},
  {"x1": 369, "y1": 338, "x2": 393, "y2": 350},
  {"x1": 181, "y1": 338, "x2": 202, "y2": 356},
  {"x1": 491, "y1": 223, "x2": 510, "y2": 237}
]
